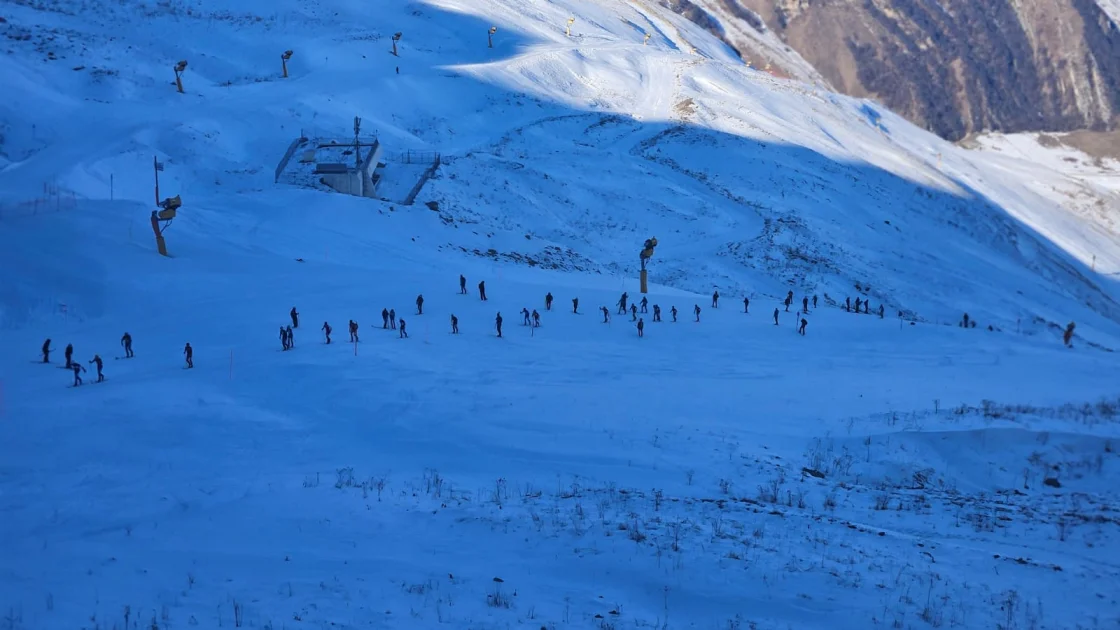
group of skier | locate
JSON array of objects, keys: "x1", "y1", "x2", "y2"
[{"x1": 42, "y1": 332, "x2": 140, "y2": 386}]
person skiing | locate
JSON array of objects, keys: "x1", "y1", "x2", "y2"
[
  {"x1": 416, "y1": 294, "x2": 424, "y2": 315},
  {"x1": 653, "y1": 304, "x2": 661, "y2": 322},
  {"x1": 290, "y1": 307, "x2": 299, "y2": 328},
  {"x1": 773, "y1": 308, "x2": 779, "y2": 326},
  {"x1": 640, "y1": 296, "x2": 648, "y2": 313},
  {"x1": 382, "y1": 308, "x2": 390, "y2": 329},
  {"x1": 845, "y1": 297, "x2": 851, "y2": 312},
  {"x1": 812, "y1": 295, "x2": 818, "y2": 309},
  {"x1": 863, "y1": 301, "x2": 869, "y2": 314},
  {"x1": 712, "y1": 290, "x2": 719, "y2": 308},
  {"x1": 854, "y1": 297, "x2": 862, "y2": 313},
  {"x1": 349, "y1": 320, "x2": 359, "y2": 342},
  {"x1": 532, "y1": 309, "x2": 540, "y2": 328},
  {"x1": 89, "y1": 354, "x2": 104, "y2": 382},
  {"x1": 495, "y1": 312, "x2": 503, "y2": 338},
  {"x1": 280, "y1": 326, "x2": 289, "y2": 350},
  {"x1": 671, "y1": 306, "x2": 678, "y2": 322},
  {"x1": 459, "y1": 274, "x2": 467, "y2": 294},
  {"x1": 42, "y1": 338, "x2": 51, "y2": 363},
  {"x1": 962, "y1": 313, "x2": 970, "y2": 328},
  {"x1": 784, "y1": 295, "x2": 792, "y2": 312},
  {"x1": 70, "y1": 361, "x2": 86, "y2": 386},
  {"x1": 286, "y1": 325, "x2": 294, "y2": 348},
  {"x1": 451, "y1": 314, "x2": 459, "y2": 334},
  {"x1": 743, "y1": 297, "x2": 749, "y2": 313},
  {"x1": 1063, "y1": 322, "x2": 1075, "y2": 347},
  {"x1": 879, "y1": 304, "x2": 884, "y2": 319},
  {"x1": 399, "y1": 318, "x2": 408, "y2": 338},
  {"x1": 630, "y1": 303, "x2": 638, "y2": 321},
  {"x1": 478, "y1": 281, "x2": 487, "y2": 301},
  {"x1": 322, "y1": 321, "x2": 332, "y2": 344},
  {"x1": 120, "y1": 332, "x2": 133, "y2": 358},
  {"x1": 183, "y1": 343, "x2": 193, "y2": 368},
  {"x1": 694, "y1": 304, "x2": 701, "y2": 322},
  {"x1": 572, "y1": 297, "x2": 579, "y2": 314},
  {"x1": 637, "y1": 317, "x2": 645, "y2": 338},
  {"x1": 522, "y1": 308, "x2": 531, "y2": 326},
  {"x1": 545, "y1": 292, "x2": 554, "y2": 311},
  {"x1": 389, "y1": 309, "x2": 397, "y2": 330},
  {"x1": 601, "y1": 306, "x2": 610, "y2": 323},
  {"x1": 798, "y1": 318, "x2": 807, "y2": 336},
  {"x1": 617, "y1": 292, "x2": 628, "y2": 315},
  {"x1": 64, "y1": 343, "x2": 74, "y2": 368},
  {"x1": 802, "y1": 297, "x2": 808, "y2": 312}
]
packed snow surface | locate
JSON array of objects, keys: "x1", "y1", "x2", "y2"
[{"x1": 1, "y1": 0, "x2": 1119, "y2": 628}]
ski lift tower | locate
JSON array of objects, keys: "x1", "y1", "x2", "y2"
[{"x1": 639, "y1": 236, "x2": 658, "y2": 293}]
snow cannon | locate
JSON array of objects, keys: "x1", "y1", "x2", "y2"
[
  {"x1": 150, "y1": 195, "x2": 181, "y2": 257},
  {"x1": 639, "y1": 237, "x2": 658, "y2": 293},
  {"x1": 173, "y1": 60, "x2": 188, "y2": 93}
]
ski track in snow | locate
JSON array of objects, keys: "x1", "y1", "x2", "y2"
[{"x1": 1, "y1": 0, "x2": 1119, "y2": 628}]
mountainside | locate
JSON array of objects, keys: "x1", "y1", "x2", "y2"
[{"x1": 676, "y1": 0, "x2": 1120, "y2": 140}]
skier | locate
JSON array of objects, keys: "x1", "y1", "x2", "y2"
[
  {"x1": 70, "y1": 361, "x2": 86, "y2": 386},
  {"x1": 545, "y1": 292, "x2": 554, "y2": 311},
  {"x1": 1063, "y1": 322, "x2": 1075, "y2": 347},
  {"x1": 65, "y1": 343, "x2": 74, "y2": 368},
  {"x1": 712, "y1": 290, "x2": 719, "y2": 308},
  {"x1": 863, "y1": 301, "x2": 870, "y2": 314},
  {"x1": 601, "y1": 306, "x2": 610, "y2": 323},
  {"x1": 183, "y1": 343, "x2": 193, "y2": 368},
  {"x1": 478, "y1": 280, "x2": 487, "y2": 301},
  {"x1": 42, "y1": 338, "x2": 51, "y2": 363},
  {"x1": 640, "y1": 296, "x2": 648, "y2": 313},
  {"x1": 879, "y1": 304, "x2": 884, "y2": 319},
  {"x1": 349, "y1": 320, "x2": 360, "y2": 343},
  {"x1": 962, "y1": 313, "x2": 970, "y2": 328},
  {"x1": 798, "y1": 318, "x2": 807, "y2": 336},
  {"x1": 784, "y1": 295, "x2": 792, "y2": 312},
  {"x1": 522, "y1": 308, "x2": 531, "y2": 326},
  {"x1": 572, "y1": 297, "x2": 579, "y2": 314},
  {"x1": 671, "y1": 306, "x2": 678, "y2": 322},
  {"x1": 802, "y1": 297, "x2": 808, "y2": 312},
  {"x1": 630, "y1": 304, "x2": 638, "y2": 321},
  {"x1": 812, "y1": 295, "x2": 818, "y2": 309},
  {"x1": 773, "y1": 308, "x2": 779, "y2": 326},
  {"x1": 382, "y1": 308, "x2": 390, "y2": 329},
  {"x1": 617, "y1": 292, "x2": 628, "y2": 315},
  {"x1": 120, "y1": 332, "x2": 134, "y2": 358},
  {"x1": 399, "y1": 318, "x2": 408, "y2": 339},
  {"x1": 845, "y1": 297, "x2": 851, "y2": 312},
  {"x1": 637, "y1": 317, "x2": 645, "y2": 338},
  {"x1": 390, "y1": 309, "x2": 397, "y2": 330},
  {"x1": 694, "y1": 304, "x2": 701, "y2": 322},
  {"x1": 532, "y1": 309, "x2": 540, "y2": 328},
  {"x1": 653, "y1": 304, "x2": 661, "y2": 322},
  {"x1": 322, "y1": 321, "x2": 332, "y2": 344},
  {"x1": 855, "y1": 297, "x2": 862, "y2": 313},
  {"x1": 290, "y1": 307, "x2": 299, "y2": 328},
  {"x1": 495, "y1": 312, "x2": 503, "y2": 338},
  {"x1": 460, "y1": 274, "x2": 468, "y2": 294},
  {"x1": 743, "y1": 297, "x2": 749, "y2": 313},
  {"x1": 280, "y1": 326, "x2": 289, "y2": 350},
  {"x1": 286, "y1": 325, "x2": 295, "y2": 348},
  {"x1": 89, "y1": 354, "x2": 104, "y2": 382},
  {"x1": 451, "y1": 314, "x2": 459, "y2": 334},
  {"x1": 416, "y1": 294, "x2": 424, "y2": 315}
]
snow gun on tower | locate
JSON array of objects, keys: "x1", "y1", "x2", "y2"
[
  {"x1": 639, "y1": 236, "x2": 657, "y2": 293},
  {"x1": 149, "y1": 156, "x2": 181, "y2": 257}
]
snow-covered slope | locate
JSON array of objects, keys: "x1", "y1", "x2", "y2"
[{"x1": 2, "y1": 0, "x2": 1120, "y2": 628}]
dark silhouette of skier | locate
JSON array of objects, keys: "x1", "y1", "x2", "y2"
[
  {"x1": 349, "y1": 320, "x2": 359, "y2": 342},
  {"x1": 773, "y1": 308, "x2": 779, "y2": 326},
  {"x1": 617, "y1": 292, "x2": 628, "y2": 314},
  {"x1": 399, "y1": 319, "x2": 408, "y2": 338},
  {"x1": 89, "y1": 354, "x2": 104, "y2": 382},
  {"x1": 962, "y1": 313, "x2": 970, "y2": 328},
  {"x1": 381, "y1": 308, "x2": 390, "y2": 329},
  {"x1": 460, "y1": 274, "x2": 467, "y2": 294},
  {"x1": 743, "y1": 297, "x2": 749, "y2": 313},
  {"x1": 532, "y1": 310, "x2": 540, "y2": 327},
  {"x1": 120, "y1": 332, "x2": 133, "y2": 358},
  {"x1": 637, "y1": 317, "x2": 645, "y2": 338},
  {"x1": 280, "y1": 326, "x2": 289, "y2": 350},
  {"x1": 653, "y1": 304, "x2": 661, "y2": 322},
  {"x1": 802, "y1": 297, "x2": 808, "y2": 312},
  {"x1": 845, "y1": 297, "x2": 851, "y2": 312},
  {"x1": 798, "y1": 318, "x2": 807, "y2": 336},
  {"x1": 572, "y1": 297, "x2": 579, "y2": 314},
  {"x1": 671, "y1": 306, "x2": 678, "y2": 322},
  {"x1": 42, "y1": 338, "x2": 51, "y2": 363},
  {"x1": 855, "y1": 298, "x2": 862, "y2": 313},
  {"x1": 601, "y1": 306, "x2": 610, "y2": 323},
  {"x1": 879, "y1": 305, "x2": 884, "y2": 319},
  {"x1": 522, "y1": 308, "x2": 531, "y2": 326},
  {"x1": 71, "y1": 361, "x2": 86, "y2": 386},
  {"x1": 813, "y1": 295, "x2": 818, "y2": 309},
  {"x1": 863, "y1": 301, "x2": 869, "y2": 314},
  {"x1": 451, "y1": 314, "x2": 459, "y2": 334},
  {"x1": 322, "y1": 321, "x2": 332, "y2": 344},
  {"x1": 286, "y1": 325, "x2": 294, "y2": 348},
  {"x1": 478, "y1": 281, "x2": 487, "y2": 301},
  {"x1": 495, "y1": 312, "x2": 503, "y2": 338},
  {"x1": 712, "y1": 291, "x2": 719, "y2": 308},
  {"x1": 545, "y1": 292, "x2": 553, "y2": 311},
  {"x1": 416, "y1": 294, "x2": 424, "y2": 315},
  {"x1": 785, "y1": 291, "x2": 794, "y2": 311},
  {"x1": 389, "y1": 309, "x2": 397, "y2": 330},
  {"x1": 183, "y1": 343, "x2": 193, "y2": 368},
  {"x1": 694, "y1": 304, "x2": 701, "y2": 322},
  {"x1": 640, "y1": 296, "x2": 648, "y2": 313},
  {"x1": 290, "y1": 307, "x2": 299, "y2": 328},
  {"x1": 630, "y1": 304, "x2": 638, "y2": 321},
  {"x1": 65, "y1": 343, "x2": 74, "y2": 368},
  {"x1": 1063, "y1": 322, "x2": 1075, "y2": 347}
]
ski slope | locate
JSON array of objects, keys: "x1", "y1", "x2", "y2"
[{"x1": 2, "y1": 0, "x2": 1120, "y2": 628}]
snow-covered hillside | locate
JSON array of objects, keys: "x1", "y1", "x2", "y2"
[{"x1": 2, "y1": 0, "x2": 1120, "y2": 628}]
